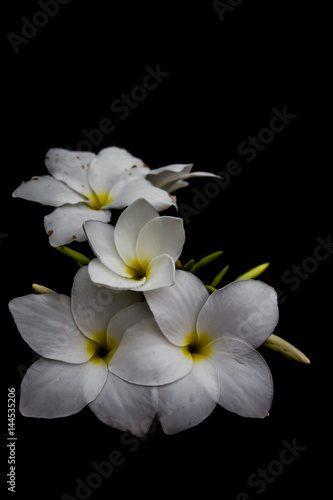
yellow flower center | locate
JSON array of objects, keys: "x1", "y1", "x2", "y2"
[
  {"x1": 127, "y1": 259, "x2": 149, "y2": 281},
  {"x1": 89, "y1": 191, "x2": 113, "y2": 210},
  {"x1": 86, "y1": 331, "x2": 118, "y2": 365},
  {"x1": 183, "y1": 331, "x2": 214, "y2": 362}
]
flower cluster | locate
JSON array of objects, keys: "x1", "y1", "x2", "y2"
[{"x1": 9, "y1": 146, "x2": 309, "y2": 436}]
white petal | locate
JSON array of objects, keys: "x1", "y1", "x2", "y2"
[
  {"x1": 197, "y1": 280, "x2": 279, "y2": 349},
  {"x1": 12, "y1": 175, "x2": 86, "y2": 207},
  {"x1": 84, "y1": 221, "x2": 132, "y2": 277},
  {"x1": 89, "y1": 373, "x2": 158, "y2": 437},
  {"x1": 45, "y1": 148, "x2": 96, "y2": 198},
  {"x1": 136, "y1": 216, "x2": 185, "y2": 265},
  {"x1": 71, "y1": 266, "x2": 141, "y2": 340},
  {"x1": 210, "y1": 337, "x2": 273, "y2": 418},
  {"x1": 88, "y1": 147, "x2": 146, "y2": 195},
  {"x1": 87, "y1": 259, "x2": 145, "y2": 290},
  {"x1": 144, "y1": 270, "x2": 209, "y2": 345},
  {"x1": 108, "y1": 177, "x2": 177, "y2": 211},
  {"x1": 110, "y1": 318, "x2": 193, "y2": 386},
  {"x1": 157, "y1": 358, "x2": 220, "y2": 434},
  {"x1": 138, "y1": 254, "x2": 176, "y2": 292},
  {"x1": 107, "y1": 302, "x2": 152, "y2": 347},
  {"x1": 114, "y1": 199, "x2": 159, "y2": 267},
  {"x1": 20, "y1": 357, "x2": 107, "y2": 418},
  {"x1": 9, "y1": 294, "x2": 92, "y2": 363},
  {"x1": 44, "y1": 203, "x2": 111, "y2": 247}
]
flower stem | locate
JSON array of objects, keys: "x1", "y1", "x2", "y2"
[{"x1": 55, "y1": 245, "x2": 91, "y2": 267}]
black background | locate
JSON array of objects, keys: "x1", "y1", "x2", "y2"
[{"x1": 2, "y1": 1, "x2": 332, "y2": 499}]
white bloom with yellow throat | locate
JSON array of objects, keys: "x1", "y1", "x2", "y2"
[
  {"x1": 84, "y1": 198, "x2": 185, "y2": 292},
  {"x1": 8, "y1": 267, "x2": 158, "y2": 437}
]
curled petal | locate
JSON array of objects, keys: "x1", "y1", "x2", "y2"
[
  {"x1": 139, "y1": 254, "x2": 176, "y2": 292},
  {"x1": 87, "y1": 259, "x2": 145, "y2": 290}
]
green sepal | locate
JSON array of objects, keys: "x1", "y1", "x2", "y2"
[
  {"x1": 184, "y1": 259, "x2": 195, "y2": 271},
  {"x1": 210, "y1": 264, "x2": 230, "y2": 288},
  {"x1": 190, "y1": 251, "x2": 223, "y2": 274},
  {"x1": 235, "y1": 262, "x2": 270, "y2": 281}
]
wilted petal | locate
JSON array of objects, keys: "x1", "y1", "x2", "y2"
[
  {"x1": 89, "y1": 373, "x2": 158, "y2": 437},
  {"x1": 9, "y1": 293, "x2": 92, "y2": 363},
  {"x1": 197, "y1": 280, "x2": 279, "y2": 349},
  {"x1": 144, "y1": 270, "x2": 209, "y2": 345},
  {"x1": 20, "y1": 357, "x2": 107, "y2": 418},
  {"x1": 157, "y1": 358, "x2": 220, "y2": 434},
  {"x1": 12, "y1": 175, "x2": 86, "y2": 207},
  {"x1": 44, "y1": 203, "x2": 111, "y2": 247},
  {"x1": 114, "y1": 199, "x2": 159, "y2": 267},
  {"x1": 147, "y1": 163, "x2": 219, "y2": 192},
  {"x1": 45, "y1": 148, "x2": 96, "y2": 199},
  {"x1": 71, "y1": 266, "x2": 140, "y2": 340},
  {"x1": 110, "y1": 318, "x2": 193, "y2": 386},
  {"x1": 210, "y1": 337, "x2": 273, "y2": 418}
]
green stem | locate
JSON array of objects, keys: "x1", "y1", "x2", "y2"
[{"x1": 55, "y1": 245, "x2": 91, "y2": 267}]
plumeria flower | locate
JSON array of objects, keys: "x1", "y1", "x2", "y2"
[
  {"x1": 12, "y1": 147, "x2": 177, "y2": 247},
  {"x1": 110, "y1": 270, "x2": 279, "y2": 434},
  {"x1": 8, "y1": 266, "x2": 158, "y2": 437},
  {"x1": 84, "y1": 198, "x2": 185, "y2": 291}
]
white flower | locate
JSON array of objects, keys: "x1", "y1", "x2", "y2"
[
  {"x1": 12, "y1": 147, "x2": 177, "y2": 247},
  {"x1": 84, "y1": 198, "x2": 185, "y2": 292},
  {"x1": 8, "y1": 267, "x2": 158, "y2": 437},
  {"x1": 110, "y1": 270, "x2": 279, "y2": 434}
]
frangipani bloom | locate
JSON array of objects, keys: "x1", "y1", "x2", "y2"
[
  {"x1": 8, "y1": 267, "x2": 158, "y2": 437},
  {"x1": 12, "y1": 147, "x2": 178, "y2": 247},
  {"x1": 84, "y1": 198, "x2": 185, "y2": 291},
  {"x1": 110, "y1": 270, "x2": 279, "y2": 434}
]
